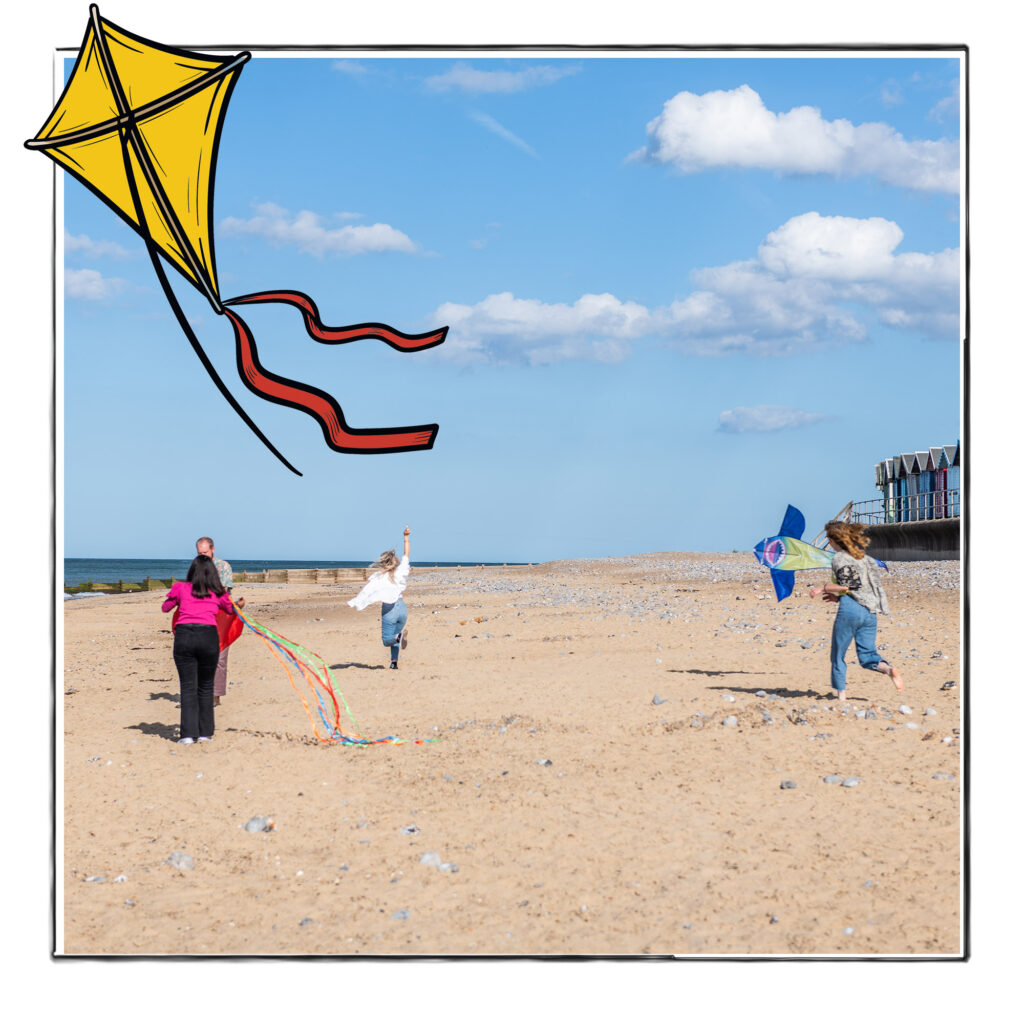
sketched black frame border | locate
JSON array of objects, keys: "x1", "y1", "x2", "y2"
[{"x1": 48, "y1": 35, "x2": 969, "y2": 964}]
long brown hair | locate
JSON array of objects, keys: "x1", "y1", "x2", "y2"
[{"x1": 825, "y1": 520, "x2": 870, "y2": 559}]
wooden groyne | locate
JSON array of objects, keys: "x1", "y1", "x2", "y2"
[
  {"x1": 65, "y1": 577, "x2": 174, "y2": 595},
  {"x1": 65, "y1": 564, "x2": 514, "y2": 593}
]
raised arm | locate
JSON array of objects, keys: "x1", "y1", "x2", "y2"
[{"x1": 403, "y1": 525, "x2": 411, "y2": 560}]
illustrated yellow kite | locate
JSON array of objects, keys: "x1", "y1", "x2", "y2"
[{"x1": 26, "y1": 5, "x2": 447, "y2": 475}]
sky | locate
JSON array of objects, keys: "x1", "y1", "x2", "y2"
[
  {"x1": 8, "y1": 0, "x2": 1018, "y2": 1010},
  {"x1": 56, "y1": 46, "x2": 963, "y2": 562}
]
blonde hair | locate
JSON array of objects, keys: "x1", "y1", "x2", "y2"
[
  {"x1": 825, "y1": 520, "x2": 870, "y2": 559},
  {"x1": 373, "y1": 548, "x2": 400, "y2": 582}
]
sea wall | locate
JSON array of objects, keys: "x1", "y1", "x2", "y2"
[{"x1": 865, "y1": 519, "x2": 960, "y2": 561}]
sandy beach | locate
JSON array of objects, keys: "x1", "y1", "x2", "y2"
[{"x1": 60, "y1": 553, "x2": 961, "y2": 956}]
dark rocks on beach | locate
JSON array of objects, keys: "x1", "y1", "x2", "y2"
[
  {"x1": 941, "y1": 681, "x2": 956, "y2": 690},
  {"x1": 536, "y1": 758, "x2": 553, "y2": 766},
  {"x1": 400, "y1": 825, "x2": 420, "y2": 835},
  {"x1": 779, "y1": 780, "x2": 797, "y2": 789}
]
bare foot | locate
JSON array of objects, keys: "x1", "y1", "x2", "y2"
[
  {"x1": 879, "y1": 661, "x2": 904, "y2": 692},
  {"x1": 836, "y1": 690, "x2": 848, "y2": 701}
]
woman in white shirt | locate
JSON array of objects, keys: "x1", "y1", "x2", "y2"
[{"x1": 347, "y1": 526, "x2": 412, "y2": 669}]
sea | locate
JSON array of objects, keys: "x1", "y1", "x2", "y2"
[{"x1": 63, "y1": 557, "x2": 518, "y2": 596}]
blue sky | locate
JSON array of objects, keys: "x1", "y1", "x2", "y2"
[{"x1": 58, "y1": 49, "x2": 962, "y2": 561}]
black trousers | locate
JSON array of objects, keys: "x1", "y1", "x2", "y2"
[{"x1": 173, "y1": 624, "x2": 219, "y2": 740}]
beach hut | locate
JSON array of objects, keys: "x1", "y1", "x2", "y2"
[{"x1": 873, "y1": 442, "x2": 960, "y2": 523}]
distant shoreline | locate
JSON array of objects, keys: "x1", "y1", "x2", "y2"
[{"x1": 63, "y1": 557, "x2": 532, "y2": 591}]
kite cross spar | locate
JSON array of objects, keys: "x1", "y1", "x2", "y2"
[{"x1": 27, "y1": 5, "x2": 447, "y2": 475}]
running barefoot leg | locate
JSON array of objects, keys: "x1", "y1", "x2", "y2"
[{"x1": 879, "y1": 661, "x2": 904, "y2": 692}]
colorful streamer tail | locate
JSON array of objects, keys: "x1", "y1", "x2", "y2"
[{"x1": 233, "y1": 603, "x2": 435, "y2": 746}]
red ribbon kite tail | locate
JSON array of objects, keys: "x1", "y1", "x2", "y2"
[
  {"x1": 224, "y1": 307, "x2": 439, "y2": 454},
  {"x1": 224, "y1": 290, "x2": 448, "y2": 351}
]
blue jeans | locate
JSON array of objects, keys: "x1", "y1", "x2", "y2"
[
  {"x1": 381, "y1": 599, "x2": 408, "y2": 663},
  {"x1": 830, "y1": 595, "x2": 884, "y2": 691}
]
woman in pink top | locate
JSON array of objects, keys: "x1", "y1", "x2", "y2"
[{"x1": 162, "y1": 555, "x2": 245, "y2": 744}]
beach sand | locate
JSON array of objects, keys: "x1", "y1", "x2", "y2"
[{"x1": 60, "y1": 553, "x2": 961, "y2": 956}]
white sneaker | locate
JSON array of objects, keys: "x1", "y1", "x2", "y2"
[
  {"x1": 197, "y1": 736, "x2": 213, "y2": 743},
  {"x1": 177, "y1": 737, "x2": 195, "y2": 745}
]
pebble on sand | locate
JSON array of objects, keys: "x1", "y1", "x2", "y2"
[
  {"x1": 166, "y1": 852, "x2": 194, "y2": 870},
  {"x1": 722, "y1": 715, "x2": 738, "y2": 727},
  {"x1": 823, "y1": 775, "x2": 843, "y2": 785},
  {"x1": 652, "y1": 695, "x2": 668, "y2": 705},
  {"x1": 780, "y1": 780, "x2": 797, "y2": 789},
  {"x1": 932, "y1": 772, "x2": 956, "y2": 781},
  {"x1": 243, "y1": 816, "x2": 274, "y2": 833},
  {"x1": 841, "y1": 778, "x2": 861, "y2": 788}
]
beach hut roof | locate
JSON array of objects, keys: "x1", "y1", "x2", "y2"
[{"x1": 883, "y1": 445, "x2": 957, "y2": 477}]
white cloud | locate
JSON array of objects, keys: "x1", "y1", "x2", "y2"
[
  {"x1": 928, "y1": 80, "x2": 960, "y2": 124},
  {"x1": 880, "y1": 83, "x2": 903, "y2": 107},
  {"x1": 65, "y1": 268, "x2": 127, "y2": 300},
  {"x1": 425, "y1": 62, "x2": 579, "y2": 94},
  {"x1": 64, "y1": 231, "x2": 133, "y2": 260},
  {"x1": 428, "y1": 212, "x2": 958, "y2": 364},
  {"x1": 469, "y1": 112, "x2": 538, "y2": 157},
  {"x1": 718, "y1": 405, "x2": 826, "y2": 433},
  {"x1": 332, "y1": 60, "x2": 369, "y2": 76},
  {"x1": 219, "y1": 202, "x2": 417, "y2": 256},
  {"x1": 633, "y1": 84, "x2": 959, "y2": 194},
  {"x1": 434, "y1": 292, "x2": 647, "y2": 365}
]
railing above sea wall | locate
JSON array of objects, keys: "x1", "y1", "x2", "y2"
[{"x1": 850, "y1": 489, "x2": 960, "y2": 525}]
